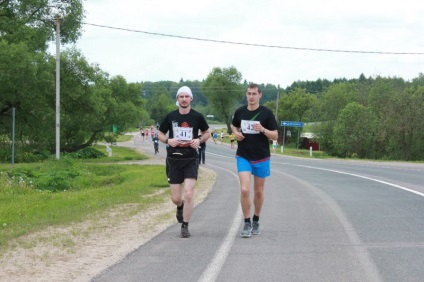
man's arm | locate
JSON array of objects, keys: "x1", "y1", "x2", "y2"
[
  {"x1": 231, "y1": 125, "x2": 239, "y2": 135},
  {"x1": 158, "y1": 131, "x2": 168, "y2": 144},
  {"x1": 199, "y1": 129, "x2": 210, "y2": 143},
  {"x1": 231, "y1": 125, "x2": 245, "y2": 142},
  {"x1": 261, "y1": 129, "x2": 278, "y2": 140}
]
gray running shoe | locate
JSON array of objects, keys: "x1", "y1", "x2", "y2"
[
  {"x1": 176, "y1": 201, "x2": 184, "y2": 223},
  {"x1": 181, "y1": 224, "x2": 190, "y2": 238},
  {"x1": 252, "y1": 221, "x2": 260, "y2": 235},
  {"x1": 240, "y1": 222, "x2": 252, "y2": 238}
]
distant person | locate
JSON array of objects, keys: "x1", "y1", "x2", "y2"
[
  {"x1": 213, "y1": 131, "x2": 218, "y2": 144},
  {"x1": 152, "y1": 134, "x2": 159, "y2": 154},
  {"x1": 158, "y1": 86, "x2": 210, "y2": 238},
  {"x1": 272, "y1": 139, "x2": 277, "y2": 153},
  {"x1": 220, "y1": 131, "x2": 225, "y2": 144},
  {"x1": 140, "y1": 127, "x2": 145, "y2": 141},
  {"x1": 150, "y1": 125, "x2": 155, "y2": 140},
  {"x1": 198, "y1": 140, "x2": 206, "y2": 164},
  {"x1": 231, "y1": 83, "x2": 278, "y2": 238},
  {"x1": 229, "y1": 132, "x2": 235, "y2": 149}
]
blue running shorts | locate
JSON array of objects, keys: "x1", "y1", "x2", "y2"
[{"x1": 236, "y1": 156, "x2": 270, "y2": 178}]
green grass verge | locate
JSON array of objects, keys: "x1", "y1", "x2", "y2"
[
  {"x1": 0, "y1": 146, "x2": 167, "y2": 251},
  {"x1": 116, "y1": 134, "x2": 135, "y2": 142},
  {"x1": 275, "y1": 145, "x2": 330, "y2": 158}
]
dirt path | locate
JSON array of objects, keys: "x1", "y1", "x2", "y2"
[{"x1": 0, "y1": 140, "x2": 216, "y2": 282}]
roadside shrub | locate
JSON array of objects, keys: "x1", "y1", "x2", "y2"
[
  {"x1": 34, "y1": 158, "x2": 84, "y2": 192},
  {"x1": 36, "y1": 171, "x2": 72, "y2": 192},
  {"x1": 0, "y1": 171, "x2": 34, "y2": 190},
  {"x1": 0, "y1": 146, "x2": 50, "y2": 163},
  {"x1": 1, "y1": 158, "x2": 85, "y2": 192},
  {"x1": 66, "y1": 147, "x2": 106, "y2": 159}
]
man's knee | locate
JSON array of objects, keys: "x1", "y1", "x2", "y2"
[{"x1": 241, "y1": 186, "x2": 250, "y2": 197}]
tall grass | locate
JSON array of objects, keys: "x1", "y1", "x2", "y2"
[{"x1": 0, "y1": 146, "x2": 166, "y2": 250}]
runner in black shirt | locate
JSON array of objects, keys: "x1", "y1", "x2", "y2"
[
  {"x1": 158, "y1": 86, "x2": 210, "y2": 238},
  {"x1": 231, "y1": 83, "x2": 278, "y2": 237}
]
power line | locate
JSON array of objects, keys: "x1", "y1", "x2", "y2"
[
  {"x1": 84, "y1": 22, "x2": 424, "y2": 55},
  {"x1": 140, "y1": 86, "x2": 323, "y2": 94}
]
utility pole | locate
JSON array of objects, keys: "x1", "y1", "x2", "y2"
[
  {"x1": 12, "y1": 107, "x2": 15, "y2": 168},
  {"x1": 275, "y1": 85, "x2": 280, "y2": 123},
  {"x1": 55, "y1": 15, "x2": 61, "y2": 159},
  {"x1": 275, "y1": 85, "x2": 280, "y2": 146}
]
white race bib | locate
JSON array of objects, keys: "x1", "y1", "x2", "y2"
[
  {"x1": 174, "y1": 127, "x2": 193, "y2": 141},
  {"x1": 241, "y1": 120, "x2": 260, "y2": 134}
]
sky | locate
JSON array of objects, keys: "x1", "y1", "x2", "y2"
[{"x1": 56, "y1": 0, "x2": 424, "y2": 88}]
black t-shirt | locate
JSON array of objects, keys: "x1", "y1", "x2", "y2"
[
  {"x1": 159, "y1": 109, "x2": 209, "y2": 155},
  {"x1": 232, "y1": 105, "x2": 278, "y2": 161}
]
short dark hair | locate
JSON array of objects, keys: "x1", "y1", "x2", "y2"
[{"x1": 247, "y1": 83, "x2": 261, "y2": 93}]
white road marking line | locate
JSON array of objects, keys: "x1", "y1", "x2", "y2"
[
  {"x1": 296, "y1": 164, "x2": 424, "y2": 197},
  {"x1": 198, "y1": 165, "x2": 241, "y2": 282}
]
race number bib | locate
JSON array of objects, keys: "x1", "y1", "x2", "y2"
[
  {"x1": 174, "y1": 127, "x2": 193, "y2": 141},
  {"x1": 241, "y1": 120, "x2": 260, "y2": 134}
]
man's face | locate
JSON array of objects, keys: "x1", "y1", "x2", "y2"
[
  {"x1": 177, "y1": 93, "x2": 192, "y2": 108},
  {"x1": 246, "y1": 87, "x2": 261, "y2": 105}
]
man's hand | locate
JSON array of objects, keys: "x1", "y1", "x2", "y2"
[
  {"x1": 235, "y1": 131, "x2": 245, "y2": 142},
  {"x1": 253, "y1": 123, "x2": 265, "y2": 133},
  {"x1": 189, "y1": 138, "x2": 201, "y2": 149}
]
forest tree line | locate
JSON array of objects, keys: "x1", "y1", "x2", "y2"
[{"x1": 140, "y1": 72, "x2": 424, "y2": 161}]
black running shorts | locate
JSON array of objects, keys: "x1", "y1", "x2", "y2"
[{"x1": 166, "y1": 156, "x2": 198, "y2": 184}]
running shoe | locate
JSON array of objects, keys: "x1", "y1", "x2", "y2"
[
  {"x1": 176, "y1": 201, "x2": 184, "y2": 223},
  {"x1": 181, "y1": 224, "x2": 190, "y2": 238},
  {"x1": 251, "y1": 221, "x2": 260, "y2": 235},
  {"x1": 240, "y1": 222, "x2": 252, "y2": 238}
]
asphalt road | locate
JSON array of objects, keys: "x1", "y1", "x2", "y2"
[{"x1": 93, "y1": 136, "x2": 424, "y2": 282}]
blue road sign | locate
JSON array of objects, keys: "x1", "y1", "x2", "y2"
[{"x1": 281, "y1": 121, "x2": 304, "y2": 127}]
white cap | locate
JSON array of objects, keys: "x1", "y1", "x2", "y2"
[{"x1": 175, "y1": 86, "x2": 193, "y2": 106}]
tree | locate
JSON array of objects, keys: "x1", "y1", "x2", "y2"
[
  {"x1": 286, "y1": 78, "x2": 332, "y2": 95},
  {"x1": 411, "y1": 73, "x2": 424, "y2": 88},
  {"x1": 202, "y1": 66, "x2": 243, "y2": 133},
  {"x1": 0, "y1": 0, "x2": 85, "y2": 51},
  {"x1": 0, "y1": 41, "x2": 54, "y2": 148},
  {"x1": 259, "y1": 83, "x2": 278, "y2": 104},
  {"x1": 147, "y1": 85, "x2": 174, "y2": 124},
  {"x1": 279, "y1": 88, "x2": 317, "y2": 122},
  {"x1": 333, "y1": 102, "x2": 378, "y2": 158},
  {"x1": 315, "y1": 82, "x2": 359, "y2": 153},
  {"x1": 384, "y1": 86, "x2": 424, "y2": 161},
  {"x1": 1, "y1": 47, "x2": 149, "y2": 155},
  {"x1": 366, "y1": 77, "x2": 400, "y2": 158}
]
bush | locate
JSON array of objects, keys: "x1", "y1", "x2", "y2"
[
  {"x1": 36, "y1": 171, "x2": 72, "y2": 192},
  {"x1": 0, "y1": 146, "x2": 50, "y2": 163},
  {"x1": 2, "y1": 158, "x2": 86, "y2": 192},
  {"x1": 65, "y1": 147, "x2": 106, "y2": 159}
]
